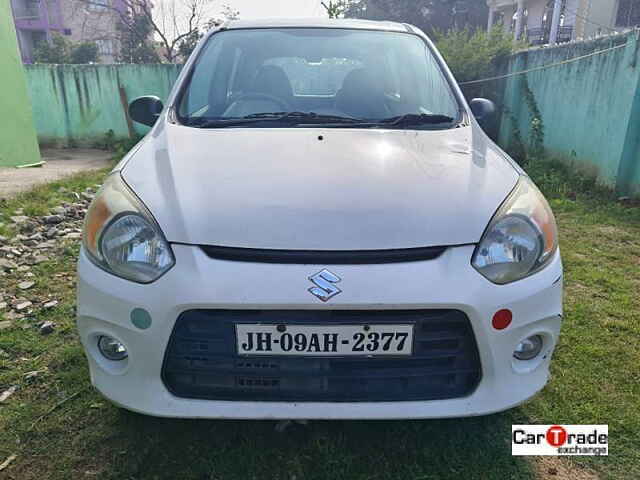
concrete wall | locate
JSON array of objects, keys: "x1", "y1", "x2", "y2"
[
  {"x1": 0, "y1": 0, "x2": 41, "y2": 167},
  {"x1": 25, "y1": 64, "x2": 182, "y2": 146},
  {"x1": 498, "y1": 31, "x2": 640, "y2": 194}
]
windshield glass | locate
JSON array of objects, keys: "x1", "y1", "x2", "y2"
[{"x1": 177, "y1": 28, "x2": 460, "y2": 128}]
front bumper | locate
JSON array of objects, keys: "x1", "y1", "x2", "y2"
[{"x1": 77, "y1": 244, "x2": 562, "y2": 419}]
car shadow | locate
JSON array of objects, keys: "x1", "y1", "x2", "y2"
[{"x1": 105, "y1": 408, "x2": 535, "y2": 480}]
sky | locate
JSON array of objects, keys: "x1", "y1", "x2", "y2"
[{"x1": 218, "y1": 0, "x2": 327, "y2": 19}]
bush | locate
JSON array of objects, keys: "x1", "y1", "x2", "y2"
[
  {"x1": 33, "y1": 34, "x2": 70, "y2": 64},
  {"x1": 70, "y1": 42, "x2": 99, "y2": 64},
  {"x1": 433, "y1": 27, "x2": 521, "y2": 84},
  {"x1": 33, "y1": 34, "x2": 99, "y2": 64}
]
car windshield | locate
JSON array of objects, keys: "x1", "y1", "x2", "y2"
[{"x1": 177, "y1": 28, "x2": 460, "y2": 129}]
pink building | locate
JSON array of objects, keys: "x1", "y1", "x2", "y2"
[{"x1": 10, "y1": 0, "x2": 130, "y2": 63}]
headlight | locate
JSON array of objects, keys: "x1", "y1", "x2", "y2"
[
  {"x1": 472, "y1": 176, "x2": 557, "y2": 284},
  {"x1": 83, "y1": 173, "x2": 175, "y2": 283}
]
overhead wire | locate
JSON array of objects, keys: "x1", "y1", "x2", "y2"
[{"x1": 458, "y1": 40, "x2": 629, "y2": 85}]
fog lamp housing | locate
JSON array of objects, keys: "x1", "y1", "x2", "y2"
[
  {"x1": 513, "y1": 335, "x2": 543, "y2": 361},
  {"x1": 98, "y1": 335, "x2": 128, "y2": 361}
]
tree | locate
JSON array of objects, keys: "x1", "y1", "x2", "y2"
[
  {"x1": 79, "y1": 0, "x2": 238, "y2": 63},
  {"x1": 343, "y1": 0, "x2": 488, "y2": 35},
  {"x1": 70, "y1": 42, "x2": 100, "y2": 63},
  {"x1": 33, "y1": 34, "x2": 99, "y2": 64},
  {"x1": 117, "y1": 13, "x2": 160, "y2": 63},
  {"x1": 321, "y1": 1, "x2": 350, "y2": 18},
  {"x1": 176, "y1": 5, "x2": 239, "y2": 60},
  {"x1": 33, "y1": 34, "x2": 70, "y2": 64}
]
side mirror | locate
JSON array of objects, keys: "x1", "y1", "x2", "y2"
[
  {"x1": 469, "y1": 98, "x2": 496, "y2": 127},
  {"x1": 129, "y1": 96, "x2": 164, "y2": 127}
]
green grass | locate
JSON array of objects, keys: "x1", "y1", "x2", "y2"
[{"x1": 0, "y1": 159, "x2": 638, "y2": 479}]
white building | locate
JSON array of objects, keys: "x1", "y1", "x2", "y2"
[{"x1": 486, "y1": 0, "x2": 637, "y2": 45}]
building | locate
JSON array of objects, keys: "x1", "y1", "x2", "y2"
[
  {"x1": 487, "y1": 0, "x2": 638, "y2": 45},
  {"x1": 10, "y1": 0, "x2": 130, "y2": 63}
]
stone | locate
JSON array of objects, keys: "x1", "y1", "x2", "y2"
[
  {"x1": 16, "y1": 266, "x2": 30, "y2": 272},
  {"x1": 0, "y1": 302, "x2": 7, "y2": 310},
  {"x1": 0, "y1": 259, "x2": 17, "y2": 271},
  {"x1": 17, "y1": 281, "x2": 35, "y2": 290},
  {"x1": 15, "y1": 301, "x2": 32, "y2": 311},
  {"x1": 63, "y1": 232, "x2": 82, "y2": 240},
  {"x1": 0, "y1": 385, "x2": 17, "y2": 403},
  {"x1": 3, "y1": 311, "x2": 21, "y2": 321},
  {"x1": 0, "y1": 320, "x2": 12, "y2": 330},
  {"x1": 39, "y1": 321, "x2": 55, "y2": 335},
  {"x1": 10, "y1": 216, "x2": 28, "y2": 224},
  {"x1": 23, "y1": 371, "x2": 39, "y2": 381},
  {"x1": 33, "y1": 255, "x2": 48, "y2": 264},
  {"x1": 51, "y1": 206, "x2": 67, "y2": 215},
  {"x1": 43, "y1": 215, "x2": 64, "y2": 225},
  {"x1": 43, "y1": 300, "x2": 59, "y2": 309}
]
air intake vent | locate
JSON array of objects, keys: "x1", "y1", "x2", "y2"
[{"x1": 162, "y1": 310, "x2": 481, "y2": 402}]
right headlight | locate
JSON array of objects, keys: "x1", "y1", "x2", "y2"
[
  {"x1": 82, "y1": 172, "x2": 175, "y2": 283},
  {"x1": 472, "y1": 176, "x2": 558, "y2": 284}
]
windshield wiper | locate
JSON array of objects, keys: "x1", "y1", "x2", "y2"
[
  {"x1": 378, "y1": 113, "x2": 456, "y2": 127},
  {"x1": 194, "y1": 112, "x2": 366, "y2": 128}
]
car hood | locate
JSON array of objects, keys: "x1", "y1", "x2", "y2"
[{"x1": 121, "y1": 123, "x2": 519, "y2": 250}]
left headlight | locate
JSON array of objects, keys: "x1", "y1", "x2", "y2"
[
  {"x1": 83, "y1": 172, "x2": 175, "y2": 283},
  {"x1": 472, "y1": 175, "x2": 558, "y2": 284}
]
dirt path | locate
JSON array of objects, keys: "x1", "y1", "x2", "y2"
[{"x1": 0, "y1": 149, "x2": 113, "y2": 199}]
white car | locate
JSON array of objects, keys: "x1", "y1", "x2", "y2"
[{"x1": 77, "y1": 19, "x2": 562, "y2": 419}]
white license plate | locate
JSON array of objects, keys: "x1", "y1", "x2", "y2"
[{"x1": 235, "y1": 324, "x2": 414, "y2": 356}]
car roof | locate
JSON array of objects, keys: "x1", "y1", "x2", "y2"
[{"x1": 222, "y1": 18, "x2": 413, "y2": 33}]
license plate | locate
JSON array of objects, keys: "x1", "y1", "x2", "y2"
[{"x1": 235, "y1": 324, "x2": 414, "y2": 356}]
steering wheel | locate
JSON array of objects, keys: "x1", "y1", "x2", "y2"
[{"x1": 227, "y1": 93, "x2": 291, "y2": 113}]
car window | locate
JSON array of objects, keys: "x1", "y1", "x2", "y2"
[{"x1": 177, "y1": 28, "x2": 460, "y2": 127}]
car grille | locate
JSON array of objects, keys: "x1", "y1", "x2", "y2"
[{"x1": 162, "y1": 310, "x2": 481, "y2": 402}]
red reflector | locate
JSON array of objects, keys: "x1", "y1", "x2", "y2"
[{"x1": 492, "y1": 309, "x2": 512, "y2": 330}]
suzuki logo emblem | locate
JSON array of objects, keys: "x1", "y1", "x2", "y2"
[{"x1": 308, "y1": 269, "x2": 342, "y2": 302}]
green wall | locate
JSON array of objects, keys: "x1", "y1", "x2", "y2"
[
  {"x1": 498, "y1": 32, "x2": 640, "y2": 195},
  {"x1": 0, "y1": 1, "x2": 41, "y2": 167},
  {"x1": 25, "y1": 64, "x2": 182, "y2": 147}
]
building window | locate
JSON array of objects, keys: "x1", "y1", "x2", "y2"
[
  {"x1": 87, "y1": 0, "x2": 110, "y2": 12},
  {"x1": 617, "y1": 0, "x2": 640, "y2": 27},
  {"x1": 96, "y1": 39, "x2": 114, "y2": 56}
]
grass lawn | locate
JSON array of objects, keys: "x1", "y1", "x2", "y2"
[{"x1": 0, "y1": 160, "x2": 638, "y2": 479}]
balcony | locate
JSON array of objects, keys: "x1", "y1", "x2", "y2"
[
  {"x1": 527, "y1": 25, "x2": 574, "y2": 45},
  {"x1": 11, "y1": 0, "x2": 42, "y2": 20}
]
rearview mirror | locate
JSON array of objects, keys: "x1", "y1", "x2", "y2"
[
  {"x1": 469, "y1": 98, "x2": 496, "y2": 128},
  {"x1": 129, "y1": 96, "x2": 164, "y2": 127}
]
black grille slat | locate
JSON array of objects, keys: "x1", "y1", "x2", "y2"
[{"x1": 162, "y1": 310, "x2": 481, "y2": 402}]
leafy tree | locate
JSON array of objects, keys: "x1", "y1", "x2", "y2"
[
  {"x1": 343, "y1": 0, "x2": 488, "y2": 35},
  {"x1": 117, "y1": 13, "x2": 160, "y2": 63},
  {"x1": 70, "y1": 42, "x2": 99, "y2": 64},
  {"x1": 176, "y1": 5, "x2": 239, "y2": 61},
  {"x1": 33, "y1": 34, "x2": 99, "y2": 64},
  {"x1": 33, "y1": 34, "x2": 71, "y2": 64},
  {"x1": 321, "y1": 1, "x2": 350, "y2": 18},
  {"x1": 433, "y1": 27, "x2": 519, "y2": 84}
]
